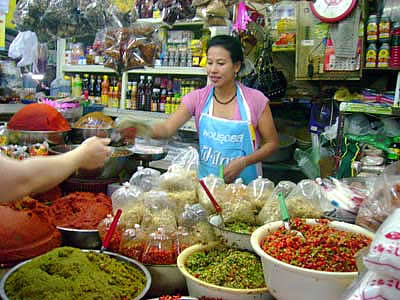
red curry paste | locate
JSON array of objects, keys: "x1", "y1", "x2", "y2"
[
  {"x1": 0, "y1": 197, "x2": 61, "y2": 266},
  {"x1": 7, "y1": 103, "x2": 71, "y2": 131},
  {"x1": 50, "y1": 192, "x2": 112, "y2": 229}
]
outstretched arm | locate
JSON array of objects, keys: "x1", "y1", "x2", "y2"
[{"x1": 0, "y1": 137, "x2": 111, "y2": 203}]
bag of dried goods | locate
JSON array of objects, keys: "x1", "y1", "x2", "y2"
[
  {"x1": 197, "y1": 174, "x2": 225, "y2": 212},
  {"x1": 141, "y1": 227, "x2": 176, "y2": 264},
  {"x1": 178, "y1": 203, "x2": 208, "y2": 228},
  {"x1": 97, "y1": 214, "x2": 125, "y2": 252},
  {"x1": 218, "y1": 179, "x2": 256, "y2": 224},
  {"x1": 129, "y1": 166, "x2": 161, "y2": 192},
  {"x1": 111, "y1": 182, "x2": 143, "y2": 213},
  {"x1": 119, "y1": 224, "x2": 146, "y2": 261},
  {"x1": 363, "y1": 208, "x2": 400, "y2": 278},
  {"x1": 256, "y1": 181, "x2": 296, "y2": 225},
  {"x1": 247, "y1": 176, "x2": 275, "y2": 211},
  {"x1": 341, "y1": 271, "x2": 400, "y2": 300},
  {"x1": 141, "y1": 191, "x2": 177, "y2": 233},
  {"x1": 167, "y1": 190, "x2": 198, "y2": 219},
  {"x1": 356, "y1": 174, "x2": 400, "y2": 232}
]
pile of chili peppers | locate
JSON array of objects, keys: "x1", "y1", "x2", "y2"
[{"x1": 262, "y1": 218, "x2": 372, "y2": 272}]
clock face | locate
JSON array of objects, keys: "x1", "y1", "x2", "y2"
[{"x1": 310, "y1": 0, "x2": 358, "y2": 23}]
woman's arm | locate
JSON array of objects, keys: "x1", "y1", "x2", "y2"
[
  {"x1": 224, "y1": 104, "x2": 279, "y2": 182},
  {"x1": 152, "y1": 103, "x2": 192, "y2": 139},
  {"x1": 0, "y1": 137, "x2": 111, "y2": 203}
]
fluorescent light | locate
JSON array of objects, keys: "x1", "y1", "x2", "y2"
[{"x1": 32, "y1": 74, "x2": 44, "y2": 80}]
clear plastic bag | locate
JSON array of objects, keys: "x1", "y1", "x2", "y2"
[
  {"x1": 344, "y1": 113, "x2": 372, "y2": 136},
  {"x1": 167, "y1": 190, "x2": 198, "y2": 219},
  {"x1": 111, "y1": 182, "x2": 143, "y2": 213},
  {"x1": 119, "y1": 224, "x2": 145, "y2": 261},
  {"x1": 73, "y1": 112, "x2": 114, "y2": 129},
  {"x1": 247, "y1": 176, "x2": 275, "y2": 211},
  {"x1": 129, "y1": 166, "x2": 161, "y2": 192},
  {"x1": 356, "y1": 170, "x2": 400, "y2": 232},
  {"x1": 97, "y1": 215, "x2": 125, "y2": 252},
  {"x1": 8, "y1": 31, "x2": 39, "y2": 70},
  {"x1": 178, "y1": 203, "x2": 208, "y2": 228},
  {"x1": 141, "y1": 191, "x2": 177, "y2": 232},
  {"x1": 363, "y1": 208, "x2": 400, "y2": 278},
  {"x1": 141, "y1": 228, "x2": 176, "y2": 264},
  {"x1": 341, "y1": 271, "x2": 400, "y2": 300},
  {"x1": 256, "y1": 181, "x2": 297, "y2": 225},
  {"x1": 197, "y1": 174, "x2": 225, "y2": 212}
]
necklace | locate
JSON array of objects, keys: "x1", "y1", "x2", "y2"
[{"x1": 214, "y1": 89, "x2": 237, "y2": 105}]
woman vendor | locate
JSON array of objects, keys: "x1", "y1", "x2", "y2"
[
  {"x1": 0, "y1": 136, "x2": 111, "y2": 203},
  {"x1": 151, "y1": 35, "x2": 279, "y2": 184}
]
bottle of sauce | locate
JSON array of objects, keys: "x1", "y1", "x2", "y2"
[
  {"x1": 108, "y1": 87, "x2": 114, "y2": 108},
  {"x1": 72, "y1": 74, "x2": 82, "y2": 97},
  {"x1": 131, "y1": 81, "x2": 138, "y2": 110},
  {"x1": 137, "y1": 75, "x2": 145, "y2": 111},
  {"x1": 89, "y1": 75, "x2": 96, "y2": 102},
  {"x1": 126, "y1": 82, "x2": 132, "y2": 109},
  {"x1": 378, "y1": 42, "x2": 390, "y2": 68},
  {"x1": 367, "y1": 15, "x2": 378, "y2": 42},
  {"x1": 95, "y1": 76, "x2": 102, "y2": 104},
  {"x1": 379, "y1": 16, "x2": 391, "y2": 42},
  {"x1": 160, "y1": 88, "x2": 166, "y2": 113},
  {"x1": 101, "y1": 75, "x2": 109, "y2": 106},
  {"x1": 113, "y1": 86, "x2": 120, "y2": 108},
  {"x1": 365, "y1": 43, "x2": 378, "y2": 68}
]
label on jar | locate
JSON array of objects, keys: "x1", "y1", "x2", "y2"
[
  {"x1": 367, "y1": 22, "x2": 378, "y2": 41},
  {"x1": 379, "y1": 21, "x2": 391, "y2": 40}
]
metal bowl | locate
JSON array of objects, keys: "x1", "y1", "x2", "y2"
[
  {"x1": 7, "y1": 129, "x2": 70, "y2": 145},
  {"x1": 0, "y1": 250, "x2": 152, "y2": 300},
  {"x1": 49, "y1": 145, "x2": 134, "y2": 179},
  {"x1": 264, "y1": 134, "x2": 296, "y2": 163},
  {"x1": 57, "y1": 227, "x2": 101, "y2": 249},
  {"x1": 208, "y1": 215, "x2": 254, "y2": 252},
  {"x1": 69, "y1": 127, "x2": 113, "y2": 144}
]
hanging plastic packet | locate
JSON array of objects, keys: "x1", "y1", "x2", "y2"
[
  {"x1": 256, "y1": 181, "x2": 297, "y2": 225},
  {"x1": 173, "y1": 226, "x2": 192, "y2": 256},
  {"x1": 363, "y1": 208, "x2": 400, "y2": 278},
  {"x1": 119, "y1": 224, "x2": 146, "y2": 261},
  {"x1": 341, "y1": 271, "x2": 400, "y2": 300},
  {"x1": 247, "y1": 176, "x2": 275, "y2": 211},
  {"x1": 111, "y1": 182, "x2": 143, "y2": 213},
  {"x1": 141, "y1": 227, "x2": 176, "y2": 265},
  {"x1": 129, "y1": 166, "x2": 161, "y2": 192},
  {"x1": 197, "y1": 174, "x2": 225, "y2": 212}
]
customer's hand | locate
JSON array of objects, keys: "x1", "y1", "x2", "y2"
[
  {"x1": 223, "y1": 157, "x2": 247, "y2": 184},
  {"x1": 78, "y1": 137, "x2": 111, "y2": 169}
]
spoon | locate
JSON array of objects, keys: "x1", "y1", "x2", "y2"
[
  {"x1": 100, "y1": 208, "x2": 122, "y2": 253},
  {"x1": 199, "y1": 179, "x2": 225, "y2": 228},
  {"x1": 278, "y1": 192, "x2": 305, "y2": 239}
]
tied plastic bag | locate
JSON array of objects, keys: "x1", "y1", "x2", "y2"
[
  {"x1": 247, "y1": 176, "x2": 275, "y2": 211},
  {"x1": 119, "y1": 224, "x2": 146, "y2": 261},
  {"x1": 8, "y1": 31, "x2": 39, "y2": 71},
  {"x1": 218, "y1": 179, "x2": 256, "y2": 224},
  {"x1": 341, "y1": 271, "x2": 400, "y2": 300},
  {"x1": 166, "y1": 190, "x2": 198, "y2": 219},
  {"x1": 318, "y1": 177, "x2": 367, "y2": 214},
  {"x1": 141, "y1": 227, "x2": 176, "y2": 265},
  {"x1": 356, "y1": 165, "x2": 400, "y2": 232},
  {"x1": 363, "y1": 208, "x2": 400, "y2": 278},
  {"x1": 129, "y1": 166, "x2": 161, "y2": 192},
  {"x1": 141, "y1": 191, "x2": 177, "y2": 233},
  {"x1": 197, "y1": 174, "x2": 225, "y2": 212},
  {"x1": 256, "y1": 181, "x2": 297, "y2": 225},
  {"x1": 178, "y1": 203, "x2": 208, "y2": 227},
  {"x1": 111, "y1": 182, "x2": 143, "y2": 213}
]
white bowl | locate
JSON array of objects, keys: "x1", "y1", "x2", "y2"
[
  {"x1": 177, "y1": 243, "x2": 274, "y2": 300},
  {"x1": 250, "y1": 220, "x2": 375, "y2": 300},
  {"x1": 208, "y1": 215, "x2": 253, "y2": 252}
]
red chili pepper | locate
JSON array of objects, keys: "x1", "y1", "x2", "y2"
[{"x1": 261, "y1": 218, "x2": 371, "y2": 272}]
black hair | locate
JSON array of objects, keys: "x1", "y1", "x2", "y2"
[{"x1": 206, "y1": 35, "x2": 244, "y2": 65}]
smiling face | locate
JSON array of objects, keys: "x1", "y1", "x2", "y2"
[{"x1": 206, "y1": 46, "x2": 241, "y2": 89}]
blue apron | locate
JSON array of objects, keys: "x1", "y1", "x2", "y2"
[{"x1": 198, "y1": 84, "x2": 259, "y2": 184}]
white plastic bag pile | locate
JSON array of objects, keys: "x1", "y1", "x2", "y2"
[{"x1": 342, "y1": 208, "x2": 400, "y2": 299}]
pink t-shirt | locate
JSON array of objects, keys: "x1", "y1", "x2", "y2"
[{"x1": 183, "y1": 82, "x2": 269, "y2": 144}]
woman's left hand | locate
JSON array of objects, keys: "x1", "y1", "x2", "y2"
[{"x1": 223, "y1": 157, "x2": 247, "y2": 184}]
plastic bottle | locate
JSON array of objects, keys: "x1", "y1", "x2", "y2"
[
  {"x1": 59, "y1": 75, "x2": 71, "y2": 97},
  {"x1": 379, "y1": 15, "x2": 391, "y2": 41},
  {"x1": 137, "y1": 75, "x2": 145, "y2": 111},
  {"x1": 125, "y1": 82, "x2": 132, "y2": 109},
  {"x1": 378, "y1": 42, "x2": 391, "y2": 68},
  {"x1": 101, "y1": 75, "x2": 109, "y2": 106},
  {"x1": 365, "y1": 43, "x2": 378, "y2": 68},
  {"x1": 72, "y1": 74, "x2": 82, "y2": 97},
  {"x1": 131, "y1": 81, "x2": 138, "y2": 110},
  {"x1": 367, "y1": 15, "x2": 378, "y2": 42},
  {"x1": 50, "y1": 77, "x2": 62, "y2": 97}
]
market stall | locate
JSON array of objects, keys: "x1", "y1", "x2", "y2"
[{"x1": 1, "y1": 0, "x2": 400, "y2": 299}]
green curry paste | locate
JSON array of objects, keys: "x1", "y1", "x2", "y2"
[{"x1": 5, "y1": 247, "x2": 146, "y2": 300}]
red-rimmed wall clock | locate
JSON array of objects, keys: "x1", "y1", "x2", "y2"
[{"x1": 310, "y1": 0, "x2": 358, "y2": 23}]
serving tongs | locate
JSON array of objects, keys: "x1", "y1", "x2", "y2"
[
  {"x1": 100, "y1": 208, "x2": 122, "y2": 253},
  {"x1": 278, "y1": 192, "x2": 305, "y2": 239},
  {"x1": 199, "y1": 179, "x2": 225, "y2": 228}
]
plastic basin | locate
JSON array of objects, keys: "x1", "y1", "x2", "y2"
[{"x1": 250, "y1": 220, "x2": 375, "y2": 300}]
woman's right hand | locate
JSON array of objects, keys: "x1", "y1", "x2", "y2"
[{"x1": 78, "y1": 137, "x2": 112, "y2": 170}]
